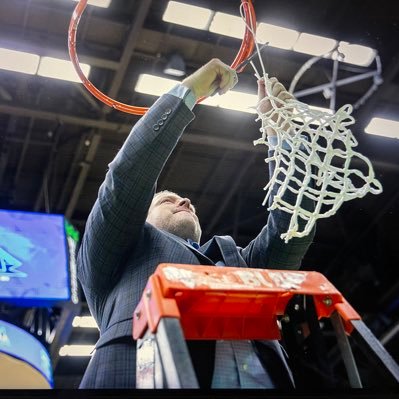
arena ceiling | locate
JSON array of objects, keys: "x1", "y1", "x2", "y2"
[{"x1": 0, "y1": 0, "x2": 398, "y2": 388}]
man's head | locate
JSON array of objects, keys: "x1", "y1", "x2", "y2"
[{"x1": 146, "y1": 190, "x2": 202, "y2": 243}]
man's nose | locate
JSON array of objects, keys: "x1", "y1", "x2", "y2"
[{"x1": 178, "y1": 198, "x2": 191, "y2": 208}]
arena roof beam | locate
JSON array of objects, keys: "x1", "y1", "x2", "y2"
[
  {"x1": 64, "y1": 0, "x2": 153, "y2": 219},
  {"x1": 0, "y1": 104, "x2": 398, "y2": 171},
  {"x1": 0, "y1": 104, "x2": 262, "y2": 152},
  {"x1": 65, "y1": 132, "x2": 102, "y2": 219},
  {"x1": 56, "y1": 132, "x2": 92, "y2": 212},
  {"x1": 12, "y1": 118, "x2": 35, "y2": 192}
]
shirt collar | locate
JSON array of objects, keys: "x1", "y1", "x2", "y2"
[{"x1": 187, "y1": 238, "x2": 200, "y2": 249}]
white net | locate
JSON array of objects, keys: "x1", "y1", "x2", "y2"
[
  {"x1": 254, "y1": 80, "x2": 383, "y2": 242},
  {"x1": 234, "y1": 4, "x2": 382, "y2": 242},
  {"x1": 235, "y1": 3, "x2": 383, "y2": 243}
]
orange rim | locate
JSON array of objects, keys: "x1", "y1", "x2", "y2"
[{"x1": 68, "y1": 0, "x2": 256, "y2": 115}]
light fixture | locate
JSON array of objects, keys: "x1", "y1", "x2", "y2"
[
  {"x1": 293, "y1": 33, "x2": 337, "y2": 57},
  {"x1": 209, "y1": 12, "x2": 246, "y2": 39},
  {"x1": 365, "y1": 117, "x2": 399, "y2": 139},
  {"x1": 161, "y1": 3, "x2": 377, "y2": 68},
  {"x1": 72, "y1": 316, "x2": 99, "y2": 329},
  {"x1": 162, "y1": 1, "x2": 213, "y2": 30},
  {"x1": 135, "y1": 74, "x2": 179, "y2": 96},
  {"x1": 59, "y1": 345, "x2": 95, "y2": 356},
  {"x1": 337, "y1": 42, "x2": 376, "y2": 67},
  {"x1": 164, "y1": 53, "x2": 186, "y2": 77},
  {"x1": 257, "y1": 23, "x2": 299, "y2": 50},
  {"x1": 37, "y1": 57, "x2": 91, "y2": 83},
  {"x1": 0, "y1": 48, "x2": 40, "y2": 75},
  {"x1": 217, "y1": 91, "x2": 257, "y2": 113}
]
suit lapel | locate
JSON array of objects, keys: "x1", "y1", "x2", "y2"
[
  {"x1": 161, "y1": 230, "x2": 215, "y2": 265},
  {"x1": 199, "y1": 238, "x2": 223, "y2": 263},
  {"x1": 214, "y1": 236, "x2": 248, "y2": 267},
  {"x1": 200, "y1": 236, "x2": 247, "y2": 268},
  {"x1": 160, "y1": 230, "x2": 247, "y2": 268}
]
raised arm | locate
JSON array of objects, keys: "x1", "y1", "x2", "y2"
[
  {"x1": 78, "y1": 59, "x2": 238, "y2": 292},
  {"x1": 241, "y1": 77, "x2": 316, "y2": 270}
]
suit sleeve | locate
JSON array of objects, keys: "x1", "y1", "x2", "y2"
[
  {"x1": 240, "y1": 147, "x2": 316, "y2": 270},
  {"x1": 77, "y1": 94, "x2": 195, "y2": 292}
]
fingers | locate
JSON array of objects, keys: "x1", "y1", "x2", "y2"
[
  {"x1": 182, "y1": 58, "x2": 237, "y2": 99},
  {"x1": 257, "y1": 78, "x2": 266, "y2": 102},
  {"x1": 258, "y1": 77, "x2": 282, "y2": 102},
  {"x1": 217, "y1": 64, "x2": 238, "y2": 95},
  {"x1": 267, "y1": 77, "x2": 293, "y2": 103},
  {"x1": 257, "y1": 76, "x2": 294, "y2": 117},
  {"x1": 257, "y1": 77, "x2": 295, "y2": 137},
  {"x1": 209, "y1": 81, "x2": 221, "y2": 97}
]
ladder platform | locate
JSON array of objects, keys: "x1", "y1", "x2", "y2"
[{"x1": 133, "y1": 263, "x2": 360, "y2": 341}]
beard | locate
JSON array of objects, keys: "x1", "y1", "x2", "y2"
[{"x1": 154, "y1": 213, "x2": 202, "y2": 243}]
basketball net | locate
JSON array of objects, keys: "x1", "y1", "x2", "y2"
[{"x1": 240, "y1": 5, "x2": 383, "y2": 242}]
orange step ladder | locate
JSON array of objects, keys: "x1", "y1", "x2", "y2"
[{"x1": 133, "y1": 263, "x2": 399, "y2": 388}]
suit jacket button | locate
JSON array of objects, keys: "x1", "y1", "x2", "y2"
[
  {"x1": 153, "y1": 124, "x2": 159, "y2": 131},
  {"x1": 162, "y1": 115, "x2": 168, "y2": 120},
  {"x1": 165, "y1": 108, "x2": 172, "y2": 115},
  {"x1": 158, "y1": 120, "x2": 164, "y2": 126}
]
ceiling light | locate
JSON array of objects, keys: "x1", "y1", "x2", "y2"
[
  {"x1": 365, "y1": 117, "x2": 399, "y2": 139},
  {"x1": 162, "y1": 1, "x2": 213, "y2": 30},
  {"x1": 200, "y1": 96, "x2": 221, "y2": 108},
  {"x1": 37, "y1": 57, "x2": 90, "y2": 83},
  {"x1": 72, "y1": 316, "x2": 99, "y2": 329},
  {"x1": 257, "y1": 23, "x2": 299, "y2": 50},
  {"x1": 0, "y1": 48, "x2": 39, "y2": 75},
  {"x1": 164, "y1": 53, "x2": 186, "y2": 77},
  {"x1": 217, "y1": 91, "x2": 257, "y2": 113},
  {"x1": 293, "y1": 33, "x2": 337, "y2": 56},
  {"x1": 337, "y1": 42, "x2": 376, "y2": 67},
  {"x1": 72, "y1": 0, "x2": 111, "y2": 8},
  {"x1": 201, "y1": 91, "x2": 257, "y2": 113},
  {"x1": 59, "y1": 345, "x2": 95, "y2": 356},
  {"x1": 209, "y1": 12, "x2": 246, "y2": 39},
  {"x1": 135, "y1": 74, "x2": 179, "y2": 96}
]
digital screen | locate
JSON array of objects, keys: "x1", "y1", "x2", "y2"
[{"x1": 0, "y1": 209, "x2": 70, "y2": 305}]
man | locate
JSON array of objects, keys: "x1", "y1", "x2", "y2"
[{"x1": 78, "y1": 59, "x2": 315, "y2": 388}]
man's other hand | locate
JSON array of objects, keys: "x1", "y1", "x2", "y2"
[
  {"x1": 257, "y1": 77, "x2": 293, "y2": 136},
  {"x1": 182, "y1": 58, "x2": 238, "y2": 100}
]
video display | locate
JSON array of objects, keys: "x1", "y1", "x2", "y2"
[{"x1": 0, "y1": 209, "x2": 70, "y2": 305}]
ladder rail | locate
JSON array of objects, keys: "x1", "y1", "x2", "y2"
[
  {"x1": 331, "y1": 311, "x2": 363, "y2": 388},
  {"x1": 351, "y1": 319, "x2": 399, "y2": 384}
]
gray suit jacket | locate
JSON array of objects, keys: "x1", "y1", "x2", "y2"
[{"x1": 77, "y1": 93, "x2": 315, "y2": 388}]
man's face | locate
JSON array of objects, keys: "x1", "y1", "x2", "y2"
[{"x1": 146, "y1": 190, "x2": 202, "y2": 243}]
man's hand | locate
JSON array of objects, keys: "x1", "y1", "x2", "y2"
[
  {"x1": 182, "y1": 58, "x2": 238, "y2": 100},
  {"x1": 258, "y1": 77, "x2": 293, "y2": 136}
]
